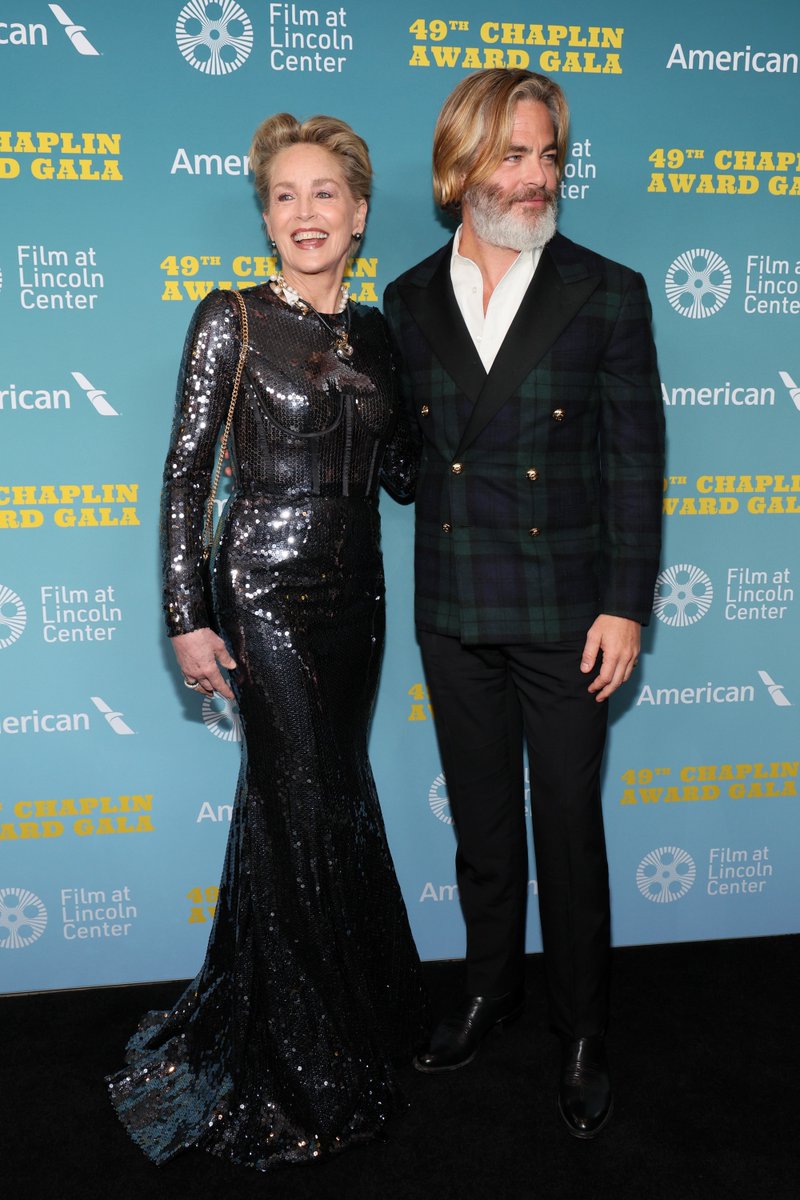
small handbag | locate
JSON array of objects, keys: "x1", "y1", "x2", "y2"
[{"x1": 200, "y1": 288, "x2": 249, "y2": 627}]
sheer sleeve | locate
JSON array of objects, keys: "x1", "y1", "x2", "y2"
[{"x1": 160, "y1": 289, "x2": 240, "y2": 636}]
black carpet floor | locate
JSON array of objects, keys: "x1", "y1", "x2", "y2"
[{"x1": 5, "y1": 935, "x2": 799, "y2": 1200}]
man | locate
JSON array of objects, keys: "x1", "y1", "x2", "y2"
[{"x1": 384, "y1": 69, "x2": 664, "y2": 1139}]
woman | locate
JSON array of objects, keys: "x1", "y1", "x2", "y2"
[{"x1": 107, "y1": 113, "x2": 427, "y2": 1171}]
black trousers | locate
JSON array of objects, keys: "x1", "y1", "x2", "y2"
[{"x1": 419, "y1": 631, "x2": 611, "y2": 1039}]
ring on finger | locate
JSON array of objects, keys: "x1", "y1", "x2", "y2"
[{"x1": 183, "y1": 676, "x2": 199, "y2": 689}]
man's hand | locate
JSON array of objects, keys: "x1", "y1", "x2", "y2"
[
  {"x1": 171, "y1": 629, "x2": 237, "y2": 700},
  {"x1": 580, "y1": 615, "x2": 641, "y2": 702}
]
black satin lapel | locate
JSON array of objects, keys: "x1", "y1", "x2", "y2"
[
  {"x1": 398, "y1": 254, "x2": 486, "y2": 404},
  {"x1": 455, "y1": 251, "x2": 601, "y2": 458}
]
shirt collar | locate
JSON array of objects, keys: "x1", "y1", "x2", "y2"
[{"x1": 452, "y1": 224, "x2": 536, "y2": 285}]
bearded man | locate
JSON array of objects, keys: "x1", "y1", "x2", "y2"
[{"x1": 384, "y1": 69, "x2": 664, "y2": 1138}]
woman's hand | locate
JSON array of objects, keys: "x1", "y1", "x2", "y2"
[{"x1": 171, "y1": 629, "x2": 237, "y2": 700}]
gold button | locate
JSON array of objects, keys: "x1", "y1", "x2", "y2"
[
  {"x1": 529, "y1": 527, "x2": 540, "y2": 537},
  {"x1": 442, "y1": 522, "x2": 451, "y2": 533},
  {"x1": 526, "y1": 468, "x2": 538, "y2": 481},
  {"x1": 420, "y1": 404, "x2": 430, "y2": 416},
  {"x1": 451, "y1": 462, "x2": 463, "y2": 475},
  {"x1": 552, "y1": 408, "x2": 565, "y2": 422}
]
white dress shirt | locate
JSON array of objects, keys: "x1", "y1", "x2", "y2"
[{"x1": 450, "y1": 226, "x2": 543, "y2": 372}]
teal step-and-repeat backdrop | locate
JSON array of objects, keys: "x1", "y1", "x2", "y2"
[{"x1": 1, "y1": 0, "x2": 798, "y2": 992}]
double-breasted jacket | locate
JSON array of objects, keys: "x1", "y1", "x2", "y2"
[{"x1": 384, "y1": 232, "x2": 665, "y2": 644}]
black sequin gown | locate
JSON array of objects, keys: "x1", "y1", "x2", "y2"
[{"x1": 107, "y1": 285, "x2": 428, "y2": 1170}]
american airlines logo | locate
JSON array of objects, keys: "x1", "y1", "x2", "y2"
[
  {"x1": 90, "y1": 696, "x2": 136, "y2": 734},
  {"x1": 778, "y1": 371, "x2": 800, "y2": 412},
  {"x1": 757, "y1": 671, "x2": 791, "y2": 707},
  {"x1": 662, "y1": 368, "x2": 800, "y2": 412},
  {"x1": 0, "y1": 697, "x2": 134, "y2": 736},
  {"x1": 636, "y1": 670, "x2": 792, "y2": 708},
  {"x1": 0, "y1": 373, "x2": 119, "y2": 416},
  {"x1": 48, "y1": 4, "x2": 100, "y2": 55},
  {"x1": 70, "y1": 372, "x2": 119, "y2": 416}
]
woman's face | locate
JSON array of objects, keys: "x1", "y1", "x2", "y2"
[{"x1": 264, "y1": 142, "x2": 366, "y2": 293}]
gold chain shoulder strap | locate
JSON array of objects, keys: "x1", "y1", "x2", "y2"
[{"x1": 202, "y1": 289, "x2": 249, "y2": 561}]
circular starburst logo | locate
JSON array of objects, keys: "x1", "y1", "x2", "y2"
[
  {"x1": 0, "y1": 584, "x2": 27, "y2": 649},
  {"x1": 176, "y1": 0, "x2": 253, "y2": 75},
  {"x1": 202, "y1": 693, "x2": 242, "y2": 741},
  {"x1": 428, "y1": 773, "x2": 453, "y2": 825},
  {"x1": 665, "y1": 248, "x2": 732, "y2": 319},
  {"x1": 0, "y1": 888, "x2": 48, "y2": 949},
  {"x1": 636, "y1": 847, "x2": 696, "y2": 904},
  {"x1": 653, "y1": 564, "x2": 713, "y2": 627}
]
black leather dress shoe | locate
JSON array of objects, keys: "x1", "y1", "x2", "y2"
[
  {"x1": 414, "y1": 990, "x2": 524, "y2": 1073},
  {"x1": 558, "y1": 1036, "x2": 613, "y2": 1139}
]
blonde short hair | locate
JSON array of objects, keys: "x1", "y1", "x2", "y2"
[
  {"x1": 433, "y1": 69, "x2": 570, "y2": 211},
  {"x1": 250, "y1": 113, "x2": 372, "y2": 209}
]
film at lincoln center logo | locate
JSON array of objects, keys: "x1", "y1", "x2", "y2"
[
  {"x1": 176, "y1": 0, "x2": 254, "y2": 75},
  {"x1": 653, "y1": 564, "x2": 713, "y2": 627},
  {"x1": 429, "y1": 770, "x2": 531, "y2": 823},
  {"x1": 428, "y1": 773, "x2": 454, "y2": 826},
  {"x1": 0, "y1": 888, "x2": 48, "y2": 949},
  {"x1": 665, "y1": 248, "x2": 732, "y2": 319},
  {"x1": 636, "y1": 846, "x2": 696, "y2": 903},
  {"x1": 202, "y1": 693, "x2": 242, "y2": 741},
  {"x1": 0, "y1": 584, "x2": 27, "y2": 649}
]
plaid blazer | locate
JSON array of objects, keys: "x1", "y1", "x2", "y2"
[{"x1": 384, "y1": 233, "x2": 665, "y2": 644}]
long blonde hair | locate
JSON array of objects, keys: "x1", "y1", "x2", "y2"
[{"x1": 433, "y1": 69, "x2": 570, "y2": 211}]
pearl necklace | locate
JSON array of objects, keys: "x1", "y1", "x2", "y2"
[{"x1": 269, "y1": 273, "x2": 354, "y2": 361}]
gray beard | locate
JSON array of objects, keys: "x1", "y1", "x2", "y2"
[{"x1": 464, "y1": 185, "x2": 558, "y2": 252}]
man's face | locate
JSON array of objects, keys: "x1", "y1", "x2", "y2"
[{"x1": 463, "y1": 99, "x2": 559, "y2": 252}]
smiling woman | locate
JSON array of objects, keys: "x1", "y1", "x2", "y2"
[
  {"x1": 251, "y1": 112, "x2": 369, "y2": 313},
  {"x1": 106, "y1": 111, "x2": 428, "y2": 1174},
  {"x1": 264, "y1": 141, "x2": 366, "y2": 310}
]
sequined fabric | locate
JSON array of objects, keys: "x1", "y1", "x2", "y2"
[{"x1": 107, "y1": 286, "x2": 427, "y2": 1171}]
